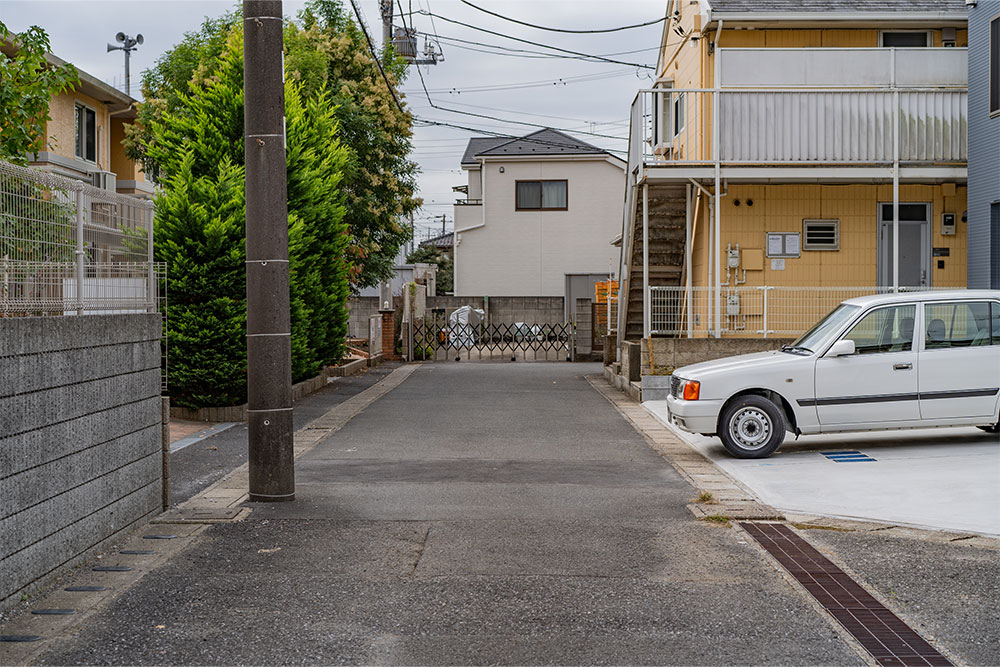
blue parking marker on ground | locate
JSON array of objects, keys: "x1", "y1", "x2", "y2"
[{"x1": 821, "y1": 450, "x2": 877, "y2": 462}]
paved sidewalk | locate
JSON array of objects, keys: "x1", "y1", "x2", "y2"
[{"x1": 23, "y1": 363, "x2": 861, "y2": 665}]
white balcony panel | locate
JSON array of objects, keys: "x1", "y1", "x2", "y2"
[
  {"x1": 718, "y1": 48, "x2": 967, "y2": 89},
  {"x1": 718, "y1": 91, "x2": 966, "y2": 163}
]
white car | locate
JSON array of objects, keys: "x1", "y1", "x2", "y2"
[{"x1": 665, "y1": 290, "x2": 1000, "y2": 458}]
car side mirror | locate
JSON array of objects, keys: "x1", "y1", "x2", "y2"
[{"x1": 826, "y1": 339, "x2": 856, "y2": 357}]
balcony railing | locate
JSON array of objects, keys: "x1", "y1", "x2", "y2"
[
  {"x1": 455, "y1": 198, "x2": 483, "y2": 206},
  {"x1": 631, "y1": 87, "x2": 968, "y2": 167}
]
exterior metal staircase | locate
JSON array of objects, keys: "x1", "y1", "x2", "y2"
[{"x1": 622, "y1": 185, "x2": 687, "y2": 341}]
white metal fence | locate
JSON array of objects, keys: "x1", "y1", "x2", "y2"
[
  {"x1": 0, "y1": 160, "x2": 160, "y2": 316},
  {"x1": 650, "y1": 286, "x2": 949, "y2": 338}
]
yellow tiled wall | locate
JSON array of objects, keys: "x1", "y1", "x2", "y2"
[
  {"x1": 45, "y1": 89, "x2": 111, "y2": 172},
  {"x1": 688, "y1": 183, "x2": 968, "y2": 288}
]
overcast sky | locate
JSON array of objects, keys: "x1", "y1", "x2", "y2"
[{"x1": 2, "y1": 0, "x2": 665, "y2": 240}]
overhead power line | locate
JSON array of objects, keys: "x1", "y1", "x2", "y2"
[
  {"x1": 403, "y1": 68, "x2": 633, "y2": 95},
  {"x1": 348, "y1": 0, "x2": 406, "y2": 113},
  {"x1": 412, "y1": 61, "x2": 627, "y2": 141},
  {"x1": 419, "y1": 31, "x2": 661, "y2": 63},
  {"x1": 457, "y1": 0, "x2": 666, "y2": 34},
  {"x1": 413, "y1": 117, "x2": 627, "y2": 155},
  {"x1": 413, "y1": 10, "x2": 655, "y2": 69}
]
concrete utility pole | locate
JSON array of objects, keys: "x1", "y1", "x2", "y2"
[
  {"x1": 244, "y1": 0, "x2": 294, "y2": 502},
  {"x1": 380, "y1": 0, "x2": 393, "y2": 50}
]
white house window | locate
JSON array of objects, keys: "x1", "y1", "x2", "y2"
[
  {"x1": 75, "y1": 103, "x2": 96, "y2": 162},
  {"x1": 990, "y1": 17, "x2": 999, "y2": 116},
  {"x1": 803, "y1": 219, "x2": 840, "y2": 251},
  {"x1": 515, "y1": 180, "x2": 568, "y2": 211},
  {"x1": 880, "y1": 31, "x2": 930, "y2": 47}
]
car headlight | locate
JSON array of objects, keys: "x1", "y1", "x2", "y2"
[{"x1": 682, "y1": 380, "x2": 700, "y2": 401}]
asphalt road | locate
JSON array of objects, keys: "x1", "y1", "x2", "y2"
[
  {"x1": 34, "y1": 362, "x2": 859, "y2": 665},
  {"x1": 168, "y1": 363, "x2": 400, "y2": 504}
]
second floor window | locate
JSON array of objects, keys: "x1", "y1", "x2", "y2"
[
  {"x1": 75, "y1": 103, "x2": 96, "y2": 162},
  {"x1": 880, "y1": 31, "x2": 929, "y2": 47},
  {"x1": 516, "y1": 180, "x2": 568, "y2": 211}
]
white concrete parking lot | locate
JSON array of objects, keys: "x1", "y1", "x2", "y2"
[{"x1": 644, "y1": 400, "x2": 1000, "y2": 537}]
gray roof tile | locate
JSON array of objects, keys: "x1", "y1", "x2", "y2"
[
  {"x1": 460, "y1": 129, "x2": 607, "y2": 166},
  {"x1": 460, "y1": 137, "x2": 513, "y2": 166}
]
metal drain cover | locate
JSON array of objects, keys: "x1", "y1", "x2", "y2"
[{"x1": 742, "y1": 523, "x2": 952, "y2": 667}]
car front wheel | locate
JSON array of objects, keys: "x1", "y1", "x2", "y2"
[{"x1": 718, "y1": 395, "x2": 785, "y2": 459}]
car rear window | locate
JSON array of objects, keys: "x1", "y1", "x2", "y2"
[{"x1": 924, "y1": 302, "x2": 993, "y2": 349}]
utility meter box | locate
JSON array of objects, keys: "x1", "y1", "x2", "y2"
[
  {"x1": 941, "y1": 213, "x2": 956, "y2": 236},
  {"x1": 726, "y1": 293, "x2": 740, "y2": 316},
  {"x1": 727, "y1": 247, "x2": 740, "y2": 268}
]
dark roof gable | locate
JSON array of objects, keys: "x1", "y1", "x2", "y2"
[{"x1": 460, "y1": 128, "x2": 608, "y2": 166}]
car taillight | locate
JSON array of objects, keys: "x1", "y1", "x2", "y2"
[{"x1": 683, "y1": 381, "x2": 700, "y2": 401}]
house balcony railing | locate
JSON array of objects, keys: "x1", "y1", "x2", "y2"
[
  {"x1": 455, "y1": 198, "x2": 483, "y2": 206},
  {"x1": 629, "y1": 87, "x2": 968, "y2": 170}
]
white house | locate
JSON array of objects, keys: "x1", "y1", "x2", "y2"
[{"x1": 452, "y1": 129, "x2": 626, "y2": 306}]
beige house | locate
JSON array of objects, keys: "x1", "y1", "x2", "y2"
[
  {"x1": 1, "y1": 40, "x2": 153, "y2": 198},
  {"x1": 453, "y1": 129, "x2": 625, "y2": 306},
  {"x1": 618, "y1": 0, "x2": 969, "y2": 344}
]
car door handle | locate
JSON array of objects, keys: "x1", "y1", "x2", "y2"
[{"x1": 893, "y1": 363, "x2": 913, "y2": 371}]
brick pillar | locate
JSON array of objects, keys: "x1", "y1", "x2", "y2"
[{"x1": 380, "y1": 310, "x2": 398, "y2": 360}]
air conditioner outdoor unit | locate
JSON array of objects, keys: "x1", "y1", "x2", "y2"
[{"x1": 91, "y1": 171, "x2": 117, "y2": 192}]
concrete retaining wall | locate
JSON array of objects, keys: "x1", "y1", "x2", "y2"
[
  {"x1": 0, "y1": 314, "x2": 163, "y2": 611},
  {"x1": 641, "y1": 337, "x2": 795, "y2": 376}
]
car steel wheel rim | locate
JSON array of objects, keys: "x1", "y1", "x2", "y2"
[{"x1": 730, "y1": 407, "x2": 771, "y2": 450}]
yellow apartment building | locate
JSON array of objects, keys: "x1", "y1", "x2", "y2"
[
  {"x1": 1, "y1": 40, "x2": 153, "y2": 198},
  {"x1": 618, "y1": 0, "x2": 969, "y2": 342}
]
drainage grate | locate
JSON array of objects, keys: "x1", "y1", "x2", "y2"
[
  {"x1": 0, "y1": 635, "x2": 41, "y2": 642},
  {"x1": 31, "y1": 609, "x2": 75, "y2": 616},
  {"x1": 742, "y1": 523, "x2": 952, "y2": 667},
  {"x1": 92, "y1": 566, "x2": 132, "y2": 572},
  {"x1": 119, "y1": 550, "x2": 156, "y2": 555},
  {"x1": 822, "y1": 450, "x2": 877, "y2": 463},
  {"x1": 143, "y1": 534, "x2": 177, "y2": 540},
  {"x1": 65, "y1": 586, "x2": 107, "y2": 592}
]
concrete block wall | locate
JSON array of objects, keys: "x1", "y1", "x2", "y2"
[
  {"x1": 348, "y1": 295, "x2": 567, "y2": 336},
  {"x1": 641, "y1": 337, "x2": 795, "y2": 376},
  {"x1": 0, "y1": 314, "x2": 163, "y2": 612}
]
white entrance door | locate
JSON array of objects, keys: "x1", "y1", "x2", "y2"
[{"x1": 878, "y1": 203, "x2": 930, "y2": 288}]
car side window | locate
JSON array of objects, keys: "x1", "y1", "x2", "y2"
[
  {"x1": 842, "y1": 304, "x2": 915, "y2": 354},
  {"x1": 993, "y1": 303, "x2": 1000, "y2": 346},
  {"x1": 924, "y1": 302, "x2": 992, "y2": 349}
]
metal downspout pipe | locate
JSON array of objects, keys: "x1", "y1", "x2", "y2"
[{"x1": 642, "y1": 182, "x2": 650, "y2": 340}]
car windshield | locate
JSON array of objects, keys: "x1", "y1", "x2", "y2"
[{"x1": 786, "y1": 304, "x2": 861, "y2": 354}]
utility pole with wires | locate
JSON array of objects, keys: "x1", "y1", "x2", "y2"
[
  {"x1": 383, "y1": 0, "x2": 443, "y2": 64},
  {"x1": 244, "y1": 0, "x2": 294, "y2": 503}
]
